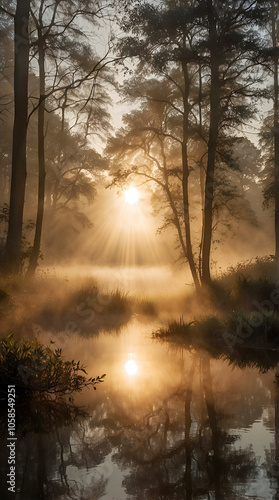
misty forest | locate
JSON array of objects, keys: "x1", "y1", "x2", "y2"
[{"x1": 2, "y1": 1, "x2": 279, "y2": 499}]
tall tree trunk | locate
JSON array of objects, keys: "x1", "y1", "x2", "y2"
[
  {"x1": 27, "y1": 29, "x2": 46, "y2": 277},
  {"x1": 0, "y1": 167, "x2": 5, "y2": 203},
  {"x1": 4, "y1": 0, "x2": 30, "y2": 273},
  {"x1": 198, "y1": 61, "x2": 205, "y2": 280},
  {"x1": 201, "y1": 0, "x2": 220, "y2": 286},
  {"x1": 182, "y1": 60, "x2": 201, "y2": 291},
  {"x1": 275, "y1": 367, "x2": 279, "y2": 499},
  {"x1": 275, "y1": 369, "x2": 279, "y2": 463},
  {"x1": 50, "y1": 93, "x2": 67, "y2": 213},
  {"x1": 272, "y1": 0, "x2": 279, "y2": 262}
]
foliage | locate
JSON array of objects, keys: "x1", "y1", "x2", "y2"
[
  {"x1": 0, "y1": 0, "x2": 114, "y2": 272},
  {"x1": 154, "y1": 311, "x2": 279, "y2": 370},
  {"x1": 217, "y1": 255, "x2": 278, "y2": 290},
  {"x1": 72, "y1": 283, "x2": 130, "y2": 315},
  {"x1": 110, "y1": 0, "x2": 263, "y2": 287},
  {"x1": 153, "y1": 316, "x2": 223, "y2": 353},
  {"x1": 153, "y1": 261, "x2": 279, "y2": 372},
  {"x1": 230, "y1": 276, "x2": 279, "y2": 311},
  {"x1": 0, "y1": 334, "x2": 106, "y2": 398}
]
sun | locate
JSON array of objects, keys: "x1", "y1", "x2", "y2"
[
  {"x1": 124, "y1": 187, "x2": 139, "y2": 205},
  {"x1": 125, "y1": 359, "x2": 138, "y2": 376}
]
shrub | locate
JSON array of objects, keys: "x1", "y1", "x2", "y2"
[
  {"x1": 230, "y1": 277, "x2": 279, "y2": 312},
  {"x1": 0, "y1": 334, "x2": 105, "y2": 399}
]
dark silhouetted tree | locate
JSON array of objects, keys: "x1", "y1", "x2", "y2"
[{"x1": 2, "y1": 0, "x2": 31, "y2": 272}]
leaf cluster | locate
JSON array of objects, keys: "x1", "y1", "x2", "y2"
[{"x1": 0, "y1": 334, "x2": 106, "y2": 398}]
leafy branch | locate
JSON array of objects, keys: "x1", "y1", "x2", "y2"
[{"x1": 0, "y1": 334, "x2": 106, "y2": 398}]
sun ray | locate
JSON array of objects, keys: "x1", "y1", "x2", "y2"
[{"x1": 83, "y1": 185, "x2": 169, "y2": 277}]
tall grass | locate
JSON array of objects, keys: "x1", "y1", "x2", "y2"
[{"x1": 0, "y1": 273, "x2": 158, "y2": 335}]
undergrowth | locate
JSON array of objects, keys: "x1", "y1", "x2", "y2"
[{"x1": 0, "y1": 334, "x2": 105, "y2": 399}]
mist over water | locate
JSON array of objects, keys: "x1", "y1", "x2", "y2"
[{"x1": 46, "y1": 264, "x2": 191, "y2": 296}]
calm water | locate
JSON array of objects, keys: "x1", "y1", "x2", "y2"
[{"x1": 1, "y1": 319, "x2": 279, "y2": 499}]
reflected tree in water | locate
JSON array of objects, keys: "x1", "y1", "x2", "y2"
[
  {"x1": 0, "y1": 397, "x2": 112, "y2": 499},
  {"x1": 1, "y1": 343, "x2": 279, "y2": 499},
  {"x1": 104, "y1": 355, "x2": 258, "y2": 499}
]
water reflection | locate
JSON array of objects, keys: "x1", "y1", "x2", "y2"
[
  {"x1": 1, "y1": 321, "x2": 279, "y2": 499},
  {"x1": 110, "y1": 354, "x2": 261, "y2": 500}
]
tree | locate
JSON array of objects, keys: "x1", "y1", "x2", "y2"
[
  {"x1": 198, "y1": 0, "x2": 264, "y2": 284},
  {"x1": 26, "y1": 0, "x2": 114, "y2": 275},
  {"x1": 1, "y1": 0, "x2": 31, "y2": 273},
  {"x1": 108, "y1": 74, "x2": 202, "y2": 289},
  {"x1": 0, "y1": 37, "x2": 109, "y2": 267},
  {"x1": 111, "y1": 0, "x2": 262, "y2": 289},
  {"x1": 200, "y1": 0, "x2": 220, "y2": 285},
  {"x1": 26, "y1": 3, "x2": 46, "y2": 276},
  {"x1": 115, "y1": 2, "x2": 207, "y2": 290},
  {"x1": 270, "y1": 0, "x2": 279, "y2": 262},
  {"x1": 108, "y1": 89, "x2": 259, "y2": 292},
  {"x1": 258, "y1": 1, "x2": 279, "y2": 261},
  {"x1": 0, "y1": 0, "x2": 116, "y2": 274},
  {"x1": 0, "y1": 11, "x2": 14, "y2": 207}
]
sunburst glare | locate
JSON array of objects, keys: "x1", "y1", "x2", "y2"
[
  {"x1": 125, "y1": 187, "x2": 139, "y2": 205},
  {"x1": 125, "y1": 359, "x2": 138, "y2": 376},
  {"x1": 83, "y1": 186, "x2": 168, "y2": 271}
]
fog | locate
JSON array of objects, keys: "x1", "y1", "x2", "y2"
[{"x1": 2, "y1": 1, "x2": 279, "y2": 498}]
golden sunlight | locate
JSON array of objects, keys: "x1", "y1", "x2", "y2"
[
  {"x1": 124, "y1": 187, "x2": 139, "y2": 205},
  {"x1": 125, "y1": 359, "x2": 138, "y2": 376}
]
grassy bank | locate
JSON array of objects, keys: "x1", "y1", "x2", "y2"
[{"x1": 154, "y1": 256, "x2": 279, "y2": 371}]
